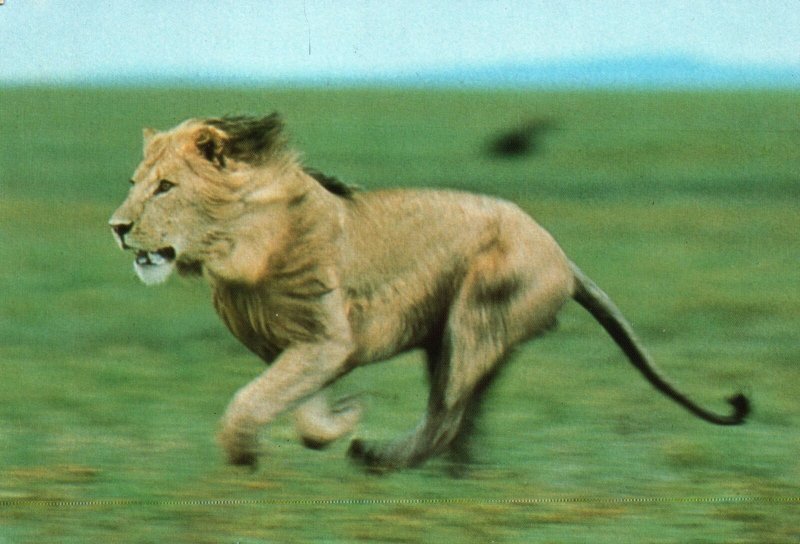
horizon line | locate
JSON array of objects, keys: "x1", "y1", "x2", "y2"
[{"x1": 2, "y1": 54, "x2": 798, "y2": 89}]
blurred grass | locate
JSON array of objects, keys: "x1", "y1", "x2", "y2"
[{"x1": 0, "y1": 86, "x2": 799, "y2": 542}]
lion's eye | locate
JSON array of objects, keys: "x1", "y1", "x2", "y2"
[{"x1": 154, "y1": 179, "x2": 175, "y2": 195}]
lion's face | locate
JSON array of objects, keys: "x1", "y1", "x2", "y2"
[
  {"x1": 109, "y1": 120, "x2": 238, "y2": 285},
  {"x1": 111, "y1": 114, "x2": 309, "y2": 286}
]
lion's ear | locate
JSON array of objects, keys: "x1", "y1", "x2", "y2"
[
  {"x1": 142, "y1": 128, "x2": 157, "y2": 151},
  {"x1": 194, "y1": 126, "x2": 228, "y2": 168}
]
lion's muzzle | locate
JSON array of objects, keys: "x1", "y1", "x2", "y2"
[{"x1": 109, "y1": 218, "x2": 178, "y2": 286}]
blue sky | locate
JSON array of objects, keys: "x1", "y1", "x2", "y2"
[{"x1": 2, "y1": 0, "x2": 800, "y2": 84}]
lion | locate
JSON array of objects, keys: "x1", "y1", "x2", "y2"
[{"x1": 109, "y1": 114, "x2": 749, "y2": 471}]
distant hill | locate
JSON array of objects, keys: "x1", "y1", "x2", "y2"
[
  {"x1": 8, "y1": 55, "x2": 798, "y2": 89},
  {"x1": 400, "y1": 55, "x2": 800, "y2": 89}
]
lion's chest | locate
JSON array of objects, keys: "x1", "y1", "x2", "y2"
[{"x1": 212, "y1": 284, "x2": 329, "y2": 363}]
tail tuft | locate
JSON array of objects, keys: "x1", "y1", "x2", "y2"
[{"x1": 726, "y1": 393, "x2": 750, "y2": 424}]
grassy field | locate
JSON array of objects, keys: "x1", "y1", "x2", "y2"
[{"x1": 0, "y1": 86, "x2": 798, "y2": 542}]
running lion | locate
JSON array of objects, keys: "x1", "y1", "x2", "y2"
[{"x1": 109, "y1": 114, "x2": 749, "y2": 470}]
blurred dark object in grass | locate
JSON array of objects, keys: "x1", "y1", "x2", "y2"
[{"x1": 488, "y1": 118, "x2": 555, "y2": 158}]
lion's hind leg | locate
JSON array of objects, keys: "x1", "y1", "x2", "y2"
[
  {"x1": 444, "y1": 366, "x2": 505, "y2": 476},
  {"x1": 347, "y1": 313, "x2": 510, "y2": 472},
  {"x1": 348, "y1": 238, "x2": 572, "y2": 472},
  {"x1": 348, "y1": 251, "x2": 524, "y2": 471}
]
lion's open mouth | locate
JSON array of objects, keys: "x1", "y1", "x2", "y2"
[
  {"x1": 134, "y1": 247, "x2": 176, "y2": 266},
  {"x1": 132, "y1": 247, "x2": 177, "y2": 286}
]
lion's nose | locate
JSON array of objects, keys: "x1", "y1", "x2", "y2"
[
  {"x1": 111, "y1": 221, "x2": 132, "y2": 238},
  {"x1": 110, "y1": 220, "x2": 133, "y2": 246}
]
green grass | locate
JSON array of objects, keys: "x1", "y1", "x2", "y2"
[{"x1": 0, "y1": 86, "x2": 798, "y2": 542}]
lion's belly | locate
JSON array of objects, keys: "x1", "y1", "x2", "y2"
[{"x1": 344, "y1": 267, "x2": 457, "y2": 363}]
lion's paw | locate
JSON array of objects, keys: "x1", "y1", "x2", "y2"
[
  {"x1": 295, "y1": 394, "x2": 362, "y2": 450},
  {"x1": 218, "y1": 422, "x2": 260, "y2": 469},
  {"x1": 347, "y1": 439, "x2": 398, "y2": 474}
]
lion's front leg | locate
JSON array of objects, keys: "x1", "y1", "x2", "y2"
[
  {"x1": 293, "y1": 390, "x2": 362, "y2": 450},
  {"x1": 218, "y1": 341, "x2": 352, "y2": 467}
]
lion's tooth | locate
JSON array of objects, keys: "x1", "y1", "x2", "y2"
[{"x1": 134, "y1": 251, "x2": 168, "y2": 266}]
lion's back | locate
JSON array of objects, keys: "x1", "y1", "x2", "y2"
[
  {"x1": 345, "y1": 189, "x2": 506, "y2": 261},
  {"x1": 343, "y1": 188, "x2": 558, "y2": 268}
]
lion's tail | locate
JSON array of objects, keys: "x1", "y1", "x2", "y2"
[{"x1": 569, "y1": 262, "x2": 749, "y2": 425}]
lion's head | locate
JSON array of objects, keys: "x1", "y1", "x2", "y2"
[{"x1": 109, "y1": 114, "x2": 333, "y2": 286}]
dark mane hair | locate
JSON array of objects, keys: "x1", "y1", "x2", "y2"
[
  {"x1": 303, "y1": 168, "x2": 357, "y2": 198},
  {"x1": 205, "y1": 114, "x2": 357, "y2": 198},
  {"x1": 205, "y1": 114, "x2": 287, "y2": 164}
]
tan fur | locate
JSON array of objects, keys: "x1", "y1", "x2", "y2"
[{"x1": 110, "y1": 114, "x2": 746, "y2": 471}]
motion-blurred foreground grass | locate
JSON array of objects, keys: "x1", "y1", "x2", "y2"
[{"x1": 0, "y1": 87, "x2": 798, "y2": 542}]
